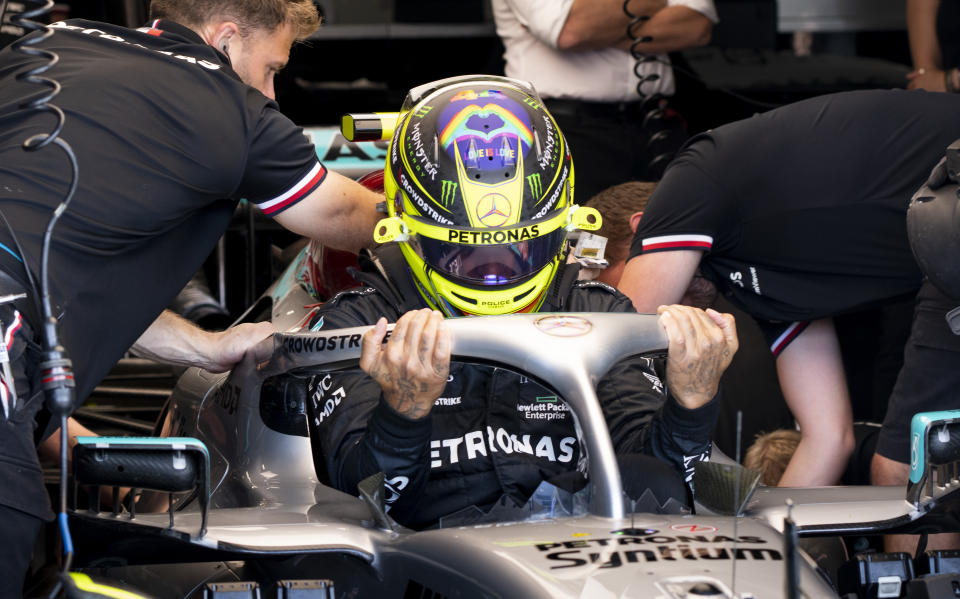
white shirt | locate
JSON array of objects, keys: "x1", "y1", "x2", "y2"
[{"x1": 492, "y1": 0, "x2": 718, "y2": 102}]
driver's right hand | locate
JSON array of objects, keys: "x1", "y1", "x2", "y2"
[
  {"x1": 360, "y1": 308, "x2": 451, "y2": 420},
  {"x1": 657, "y1": 304, "x2": 738, "y2": 410}
]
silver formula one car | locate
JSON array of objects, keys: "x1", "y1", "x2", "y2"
[{"x1": 62, "y1": 240, "x2": 960, "y2": 599}]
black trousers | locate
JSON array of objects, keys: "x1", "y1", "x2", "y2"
[
  {"x1": 0, "y1": 504, "x2": 44, "y2": 598},
  {"x1": 878, "y1": 280, "x2": 960, "y2": 463}
]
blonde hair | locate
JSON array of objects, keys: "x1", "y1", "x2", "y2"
[
  {"x1": 150, "y1": 0, "x2": 321, "y2": 40},
  {"x1": 744, "y1": 429, "x2": 801, "y2": 486}
]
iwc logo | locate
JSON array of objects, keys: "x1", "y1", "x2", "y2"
[
  {"x1": 535, "y1": 315, "x2": 592, "y2": 337},
  {"x1": 476, "y1": 193, "x2": 511, "y2": 227}
]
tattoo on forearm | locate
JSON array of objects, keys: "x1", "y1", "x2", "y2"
[
  {"x1": 671, "y1": 359, "x2": 720, "y2": 400},
  {"x1": 392, "y1": 375, "x2": 430, "y2": 419}
]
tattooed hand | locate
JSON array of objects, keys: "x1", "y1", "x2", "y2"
[
  {"x1": 657, "y1": 305, "x2": 738, "y2": 409},
  {"x1": 360, "y1": 308, "x2": 451, "y2": 420}
]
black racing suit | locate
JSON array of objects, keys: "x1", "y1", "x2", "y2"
[{"x1": 307, "y1": 250, "x2": 721, "y2": 529}]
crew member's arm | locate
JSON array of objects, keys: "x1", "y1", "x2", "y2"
[
  {"x1": 611, "y1": 5, "x2": 713, "y2": 54},
  {"x1": 38, "y1": 417, "x2": 96, "y2": 463},
  {"x1": 272, "y1": 170, "x2": 384, "y2": 254},
  {"x1": 556, "y1": 0, "x2": 713, "y2": 53},
  {"x1": 906, "y1": 0, "x2": 947, "y2": 91},
  {"x1": 507, "y1": 0, "x2": 713, "y2": 54},
  {"x1": 130, "y1": 310, "x2": 275, "y2": 372},
  {"x1": 617, "y1": 250, "x2": 702, "y2": 313},
  {"x1": 240, "y1": 104, "x2": 383, "y2": 255},
  {"x1": 553, "y1": 0, "x2": 667, "y2": 49},
  {"x1": 773, "y1": 318, "x2": 855, "y2": 486}
]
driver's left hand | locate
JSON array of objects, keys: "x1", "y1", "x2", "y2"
[{"x1": 657, "y1": 304, "x2": 738, "y2": 409}]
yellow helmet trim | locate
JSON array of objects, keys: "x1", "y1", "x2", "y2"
[
  {"x1": 374, "y1": 216, "x2": 409, "y2": 244},
  {"x1": 399, "y1": 242, "x2": 561, "y2": 316},
  {"x1": 454, "y1": 140, "x2": 525, "y2": 228},
  {"x1": 373, "y1": 205, "x2": 601, "y2": 245},
  {"x1": 341, "y1": 112, "x2": 400, "y2": 142},
  {"x1": 569, "y1": 204, "x2": 601, "y2": 231}
]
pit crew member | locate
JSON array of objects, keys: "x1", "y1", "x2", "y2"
[
  {"x1": 614, "y1": 89, "x2": 960, "y2": 546},
  {"x1": 0, "y1": 1, "x2": 383, "y2": 593}
]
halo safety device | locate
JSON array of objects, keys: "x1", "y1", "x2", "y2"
[{"x1": 372, "y1": 75, "x2": 600, "y2": 316}]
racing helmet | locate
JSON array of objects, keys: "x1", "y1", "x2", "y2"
[{"x1": 376, "y1": 75, "x2": 601, "y2": 316}]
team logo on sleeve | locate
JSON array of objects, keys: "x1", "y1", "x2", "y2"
[
  {"x1": 642, "y1": 234, "x2": 713, "y2": 252},
  {"x1": 642, "y1": 372, "x2": 663, "y2": 393}
]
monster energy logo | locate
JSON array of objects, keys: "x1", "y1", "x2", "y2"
[
  {"x1": 527, "y1": 173, "x2": 543, "y2": 198},
  {"x1": 440, "y1": 180, "x2": 458, "y2": 206},
  {"x1": 415, "y1": 105, "x2": 433, "y2": 118},
  {"x1": 522, "y1": 96, "x2": 541, "y2": 110}
]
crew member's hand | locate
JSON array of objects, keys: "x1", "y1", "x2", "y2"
[
  {"x1": 907, "y1": 67, "x2": 947, "y2": 92},
  {"x1": 360, "y1": 308, "x2": 451, "y2": 420},
  {"x1": 204, "y1": 321, "x2": 277, "y2": 372},
  {"x1": 658, "y1": 304, "x2": 738, "y2": 409}
]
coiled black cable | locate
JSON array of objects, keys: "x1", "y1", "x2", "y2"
[
  {"x1": 623, "y1": 0, "x2": 782, "y2": 111},
  {"x1": 622, "y1": 1, "x2": 660, "y2": 101},
  {"x1": 620, "y1": 1, "x2": 783, "y2": 176},
  {"x1": 622, "y1": 0, "x2": 685, "y2": 176},
  {"x1": 0, "y1": 1, "x2": 79, "y2": 596},
  {"x1": 5, "y1": 2, "x2": 82, "y2": 341}
]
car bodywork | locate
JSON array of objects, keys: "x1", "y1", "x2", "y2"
[{"x1": 65, "y1": 244, "x2": 960, "y2": 599}]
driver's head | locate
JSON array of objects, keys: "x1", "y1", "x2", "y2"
[
  {"x1": 378, "y1": 76, "x2": 600, "y2": 316},
  {"x1": 149, "y1": 0, "x2": 320, "y2": 99}
]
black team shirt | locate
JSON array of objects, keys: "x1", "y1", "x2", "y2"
[
  {"x1": 0, "y1": 17, "x2": 330, "y2": 520},
  {"x1": 629, "y1": 89, "x2": 960, "y2": 354},
  {"x1": 0, "y1": 18, "x2": 326, "y2": 400}
]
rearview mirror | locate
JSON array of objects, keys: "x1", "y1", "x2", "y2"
[{"x1": 73, "y1": 436, "x2": 210, "y2": 537}]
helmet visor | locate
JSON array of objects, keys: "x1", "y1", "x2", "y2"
[{"x1": 413, "y1": 228, "x2": 567, "y2": 286}]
